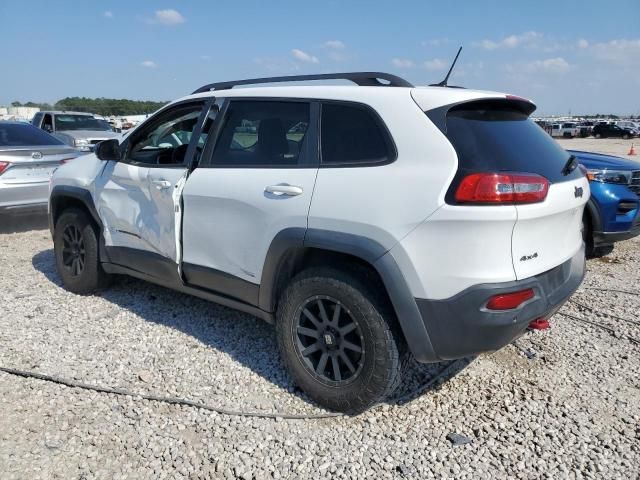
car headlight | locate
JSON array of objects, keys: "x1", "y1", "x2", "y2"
[
  {"x1": 586, "y1": 169, "x2": 632, "y2": 185},
  {"x1": 74, "y1": 138, "x2": 89, "y2": 147}
]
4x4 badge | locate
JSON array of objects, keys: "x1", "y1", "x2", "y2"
[
  {"x1": 520, "y1": 252, "x2": 538, "y2": 262},
  {"x1": 574, "y1": 186, "x2": 584, "y2": 198}
]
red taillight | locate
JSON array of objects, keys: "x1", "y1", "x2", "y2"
[
  {"x1": 0, "y1": 161, "x2": 10, "y2": 176},
  {"x1": 455, "y1": 172, "x2": 549, "y2": 204},
  {"x1": 59, "y1": 157, "x2": 75, "y2": 165},
  {"x1": 486, "y1": 288, "x2": 535, "y2": 310}
]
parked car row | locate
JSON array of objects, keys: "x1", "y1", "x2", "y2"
[{"x1": 538, "y1": 120, "x2": 639, "y2": 139}]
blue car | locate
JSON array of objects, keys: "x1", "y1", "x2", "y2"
[{"x1": 569, "y1": 149, "x2": 640, "y2": 256}]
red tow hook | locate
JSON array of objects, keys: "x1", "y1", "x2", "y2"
[{"x1": 528, "y1": 318, "x2": 550, "y2": 330}]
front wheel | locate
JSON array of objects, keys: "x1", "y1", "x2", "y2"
[
  {"x1": 54, "y1": 208, "x2": 110, "y2": 294},
  {"x1": 276, "y1": 267, "x2": 402, "y2": 414}
]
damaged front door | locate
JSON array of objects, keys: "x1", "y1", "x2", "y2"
[{"x1": 96, "y1": 100, "x2": 214, "y2": 267}]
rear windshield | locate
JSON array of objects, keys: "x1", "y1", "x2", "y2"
[
  {"x1": 443, "y1": 103, "x2": 582, "y2": 184},
  {"x1": 0, "y1": 123, "x2": 65, "y2": 147},
  {"x1": 54, "y1": 115, "x2": 113, "y2": 131}
]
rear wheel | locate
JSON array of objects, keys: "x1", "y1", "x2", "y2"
[
  {"x1": 276, "y1": 267, "x2": 402, "y2": 413},
  {"x1": 595, "y1": 133, "x2": 602, "y2": 139},
  {"x1": 54, "y1": 208, "x2": 110, "y2": 294}
]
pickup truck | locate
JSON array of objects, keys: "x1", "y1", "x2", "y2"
[{"x1": 32, "y1": 111, "x2": 119, "y2": 152}]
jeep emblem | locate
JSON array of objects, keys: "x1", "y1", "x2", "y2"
[{"x1": 574, "y1": 186, "x2": 583, "y2": 198}]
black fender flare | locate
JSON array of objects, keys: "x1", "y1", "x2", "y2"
[
  {"x1": 259, "y1": 228, "x2": 438, "y2": 362},
  {"x1": 49, "y1": 186, "x2": 103, "y2": 232}
]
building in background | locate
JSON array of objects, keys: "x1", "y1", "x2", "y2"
[{"x1": 0, "y1": 106, "x2": 40, "y2": 122}]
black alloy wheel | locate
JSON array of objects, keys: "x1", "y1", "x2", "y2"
[
  {"x1": 54, "y1": 208, "x2": 111, "y2": 294},
  {"x1": 294, "y1": 296, "x2": 364, "y2": 384},
  {"x1": 62, "y1": 224, "x2": 86, "y2": 277}
]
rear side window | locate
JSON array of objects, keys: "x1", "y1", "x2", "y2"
[
  {"x1": 320, "y1": 103, "x2": 393, "y2": 166},
  {"x1": 0, "y1": 123, "x2": 65, "y2": 147},
  {"x1": 211, "y1": 101, "x2": 310, "y2": 167},
  {"x1": 443, "y1": 102, "x2": 582, "y2": 185}
]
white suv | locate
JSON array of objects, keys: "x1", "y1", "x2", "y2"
[{"x1": 49, "y1": 72, "x2": 588, "y2": 413}]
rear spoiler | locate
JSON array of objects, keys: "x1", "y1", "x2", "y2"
[{"x1": 426, "y1": 97, "x2": 537, "y2": 134}]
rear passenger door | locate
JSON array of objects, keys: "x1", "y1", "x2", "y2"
[{"x1": 181, "y1": 99, "x2": 318, "y2": 300}]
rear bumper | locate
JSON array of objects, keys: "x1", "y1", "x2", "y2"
[
  {"x1": 0, "y1": 183, "x2": 49, "y2": 211},
  {"x1": 413, "y1": 245, "x2": 585, "y2": 361},
  {"x1": 0, "y1": 202, "x2": 48, "y2": 215}
]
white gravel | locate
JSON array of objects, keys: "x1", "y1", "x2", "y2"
[
  {"x1": 0, "y1": 224, "x2": 639, "y2": 479},
  {"x1": 556, "y1": 137, "x2": 640, "y2": 161}
]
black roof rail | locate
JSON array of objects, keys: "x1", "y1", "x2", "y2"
[{"x1": 192, "y1": 72, "x2": 414, "y2": 94}]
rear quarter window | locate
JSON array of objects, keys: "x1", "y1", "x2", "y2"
[{"x1": 320, "y1": 103, "x2": 395, "y2": 166}]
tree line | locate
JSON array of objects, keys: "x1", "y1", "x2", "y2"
[{"x1": 10, "y1": 97, "x2": 168, "y2": 116}]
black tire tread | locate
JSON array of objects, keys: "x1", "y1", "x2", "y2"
[
  {"x1": 276, "y1": 266, "x2": 403, "y2": 414},
  {"x1": 54, "y1": 208, "x2": 110, "y2": 294}
]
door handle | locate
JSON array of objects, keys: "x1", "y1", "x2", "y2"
[
  {"x1": 265, "y1": 184, "x2": 303, "y2": 196},
  {"x1": 152, "y1": 179, "x2": 172, "y2": 190}
]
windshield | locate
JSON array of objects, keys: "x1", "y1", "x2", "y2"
[
  {"x1": 443, "y1": 102, "x2": 583, "y2": 185},
  {"x1": 54, "y1": 115, "x2": 113, "y2": 131},
  {"x1": 0, "y1": 122, "x2": 65, "y2": 147}
]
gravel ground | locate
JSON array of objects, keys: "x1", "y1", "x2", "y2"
[{"x1": 0, "y1": 223, "x2": 639, "y2": 479}]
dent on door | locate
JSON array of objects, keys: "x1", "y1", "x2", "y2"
[{"x1": 95, "y1": 161, "x2": 154, "y2": 251}]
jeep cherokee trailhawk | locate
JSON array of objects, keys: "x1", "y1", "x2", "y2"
[{"x1": 49, "y1": 72, "x2": 588, "y2": 413}]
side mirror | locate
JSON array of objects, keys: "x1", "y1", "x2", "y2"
[{"x1": 95, "y1": 139, "x2": 121, "y2": 161}]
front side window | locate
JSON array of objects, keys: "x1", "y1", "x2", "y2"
[
  {"x1": 42, "y1": 114, "x2": 53, "y2": 132},
  {"x1": 211, "y1": 101, "x2": 310, "y2": 167},
  {"x1": 320, "y1": 103, "x2": 392, "y2": 166},
  {"x1": 127, "y1": 104, "x2": 204, "y2": 165}
]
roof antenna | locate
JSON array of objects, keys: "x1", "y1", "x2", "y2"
[{"x1": 431, "y1": 46, "x2": 462, "y2": 87}]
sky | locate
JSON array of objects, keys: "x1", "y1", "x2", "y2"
[{"x1": 1, "y1": 0, "x2": 639, "y2": 115}]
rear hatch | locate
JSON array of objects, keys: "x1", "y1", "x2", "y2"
[
  {"x1": 0, "y1": 147, "x2": 79, "y2": 185},
  {"x1": 435, "y1": 98, "x2": 589, "y2": 280}
]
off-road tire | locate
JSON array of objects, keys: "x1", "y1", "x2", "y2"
[
  {"x1": 54, "y1": 208, "x2": 110, "y2": 294},
  {"x1": 276, "y1": 267, "x2": 402, "y2": 414}
]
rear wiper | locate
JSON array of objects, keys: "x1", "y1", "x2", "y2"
[{"x1": 562, "y1": 155, "x2": 578, "y2": 176}]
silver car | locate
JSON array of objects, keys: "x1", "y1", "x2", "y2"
[
  {"x1": 31, "y1": 111, "x2": 119, "y2": 151},
  {"x1": 0, "y1": 122, "x2": 82, "y2": 214}
]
